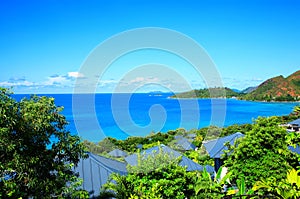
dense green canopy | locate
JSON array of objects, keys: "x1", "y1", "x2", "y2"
[
  {"x1": 224, "y1": 116, "x2": 299, "y2": 186},
  {"x1": 0, "y1": 88, "x2": 87, "y2": 198}
]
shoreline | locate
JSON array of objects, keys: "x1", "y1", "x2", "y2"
[{"x1": 169, "y1": 96, "x2": 300, "y2": 103}]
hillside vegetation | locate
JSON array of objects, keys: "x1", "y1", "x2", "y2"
[
  {"x1": 99, "y1": 114, "x2": 300, "y2": 199},
  {"x1": 171, "y1": 87, "x2": 240, "y2": 99},
  {"x1": 172, "y1": 70, "x2": 300, "y2": 102},
  {"x1": 241, "y1": 70, "x2": 300, "y2": 101}
]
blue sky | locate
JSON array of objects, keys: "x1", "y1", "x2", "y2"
[{"x1": 0, "y1": 0, "x2": 299, "y2": 93}]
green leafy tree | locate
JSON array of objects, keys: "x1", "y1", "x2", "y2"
[
  {"x1": 83, "y1": 138, "x2": 116, "y2": 155},
  {"x1": 225, "y1": 116, "x2": 299, "y2": 187},
  {"x1": 220, "y1": 123, "x2": 253, "y2": 137},
  {"x1": 103, "y1": 147, "x2": 195, "y2": 198},
  {"x1": 184, "y1": 150, "x2": 214, "y2": 166},
  {"x1": 0, "y1": 88, "x2": 87, "y2": 198}
]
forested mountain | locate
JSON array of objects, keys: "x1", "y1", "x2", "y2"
[
  {"x1": 172, "y1": 70, "x2": 300, "y2": 101},
  {"x1": 241, "y1": 70, "x2": 300, "y2": 101}
]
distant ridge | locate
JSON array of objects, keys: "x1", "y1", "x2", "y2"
[
  {"x1": 171, "y1": 70, "x2": 300, "y2": 101},
  {"x1": 171, "y1": 87, "x2": 240, "y2": 98},
  {"x1": 240, "y1": 70, "x2": 300, "y2": 101},
  {"x1": 232, "y1": 88, "x2": 242, "y2": 93},
  {"x1": 241, "y1": 86, "x2": 257, "y2": 94}
]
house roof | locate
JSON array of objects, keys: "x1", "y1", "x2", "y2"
[
  {"x1": 288, "y1": 145, "x2": 300, "y2": 154},
  {"x1": 74, "y1": 152, "x2": 127, "y2": 197},
  {"x1": 176, "y1": 138, "x2": 196, "y2": 150},
  {"x1": 187, "y1": 133, "x2": 197, "y2": 138},
  {"x1": 108, "y1": 149, "x2": 128, "y2": 157},
  {"x1": 203, "y1": 132, "x2": 244, "y2": 158},
  {"x1": 288, "y1": 118, "x2": 300, "y2": 126},
  {"x1": 174, "y1": 135, "x2": 184, "y2": 140},
  {"x1": 125, "y1": 144, "x2": 214, "y2": 173}
]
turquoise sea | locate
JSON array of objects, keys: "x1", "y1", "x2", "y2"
[{"x1": 13, "y1": 93, "x2": 298, "y2": 142}]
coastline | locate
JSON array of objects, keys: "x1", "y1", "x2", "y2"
[{"x1": 169, "y1": 96, "x2": 300, "y2": 103}]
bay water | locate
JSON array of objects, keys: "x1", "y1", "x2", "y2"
[{"x1": 13, "y1": 93, "x2": 298, "y2": 142}]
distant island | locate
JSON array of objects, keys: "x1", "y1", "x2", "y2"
[
  {"x1": 172, "y1": 70, "x2": 300, "y2": 102},
  {"x1": 170, "y1": 87, "x2": 240, "y2": 99}
]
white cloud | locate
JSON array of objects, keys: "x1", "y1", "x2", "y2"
[
  {"x1": 0, "y1": 76, "x2": 35, "y2": 87},
  {"x1": 44, "y1": 75, "x2": 68, "y2": 86},
  {"x1": 68, "y1": 72, "x2": 85, "y2": 78},
  {"x1": 43, "y1": 71, "x2": 85, "y2": 86},
  {"x1": 0, "y1": 80, "x2": 34, "y2": 87},
  {"x1": 97, "y1": 79, "x2": 118, "y2": 87},
  {"x1": 130, "y1": 77, "x2": 145, "y2": 83},
  {"x1": 0, "y1": 72, "x2": 79, "y2": 88},
  {"x1": 3, "y1": 71, "x2": 252, "y2": 93},
  {"x1": 112, "y1": 75, "x2": 195, "y2": 93},
  {"x1": 0, "y1": 72, "x2": 87, "y2": 93}
]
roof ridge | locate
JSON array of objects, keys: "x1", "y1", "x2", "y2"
[
  {"x1": 203, "y1": 132, "x2": 242, "y2": 143},
  {"x1": 88, "y1": 152, "x2": 126, "y2": 173},
  {"x1": 210, "y1": 133, "x2": 243, "y2": 158}
]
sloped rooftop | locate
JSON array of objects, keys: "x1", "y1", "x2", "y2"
[
  {"x1": 125, "y1": 144, "x2": 214, "y2": 173},
  {"x1": 289, "y1": 145, "x2": 300, "y2": 154},
  {"x1": 108, "y1": 148, "x2": 128, "y2": 157},
  {"x1": 203, "y1": 132, "x2": 244, "y2": 158},
  {"x1": 74, "y1": 152, "x2": 127, "y2": 197},
  {"x1": 176, "y1": 138, "x2": 196, "y2": 150},
  {"x1": 289, "y1": 118, "x2": 300, "y2": 126}
]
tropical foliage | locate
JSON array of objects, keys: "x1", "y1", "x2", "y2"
[
  {"x1": 253, "y1": 168, "x2": 300, "y2": 198},
  {"x1": 192, "y1": 167, "x2": 231, "y2": 199},
  {"x1": 224, "y1": 116, "x2": 299, "y2": 187},
  {"x1": 103, "y1": 147, "x2": 238, "y2": 199},
  {"x1": 293, "y1": 105, "x2": 300, "y2": 115},
  {"x1": 3, "y1": 86, "x2": 300, "y2": 198},
  {"x1": 0, "y1": 88, "x2": 88, "y2": 198},
  {"x1": 103, "y1": 148, "x2": 195, "y2": 198},
  {"x1": 171, "y1": 87, "x2": 240, "y2": 99}
]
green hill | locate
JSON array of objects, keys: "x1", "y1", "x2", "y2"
[
  {"x1": 241, "y1": 70, "x2": 300, "y2": 101},
  {"x1": 171, "y1": 87, "x2": 240, "y2": 98}
]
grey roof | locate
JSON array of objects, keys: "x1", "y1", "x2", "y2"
[
  {"x1": 125, "y1": 144, "x2": 214, "y2": 173},
  {"x1": 108, "y1": 149, "x2": 128, "y2": 157},
  {"x1": 289, "y1": 145, "x2": 300, "y2": 154},
  {"x1": 176, "y1": 138, "x2": 196, "y2": 150},
  {"x1": 289, "y1": 118, "x2": 300, "y2": 126},
  {"x1": 203, "y1": 132, "x2": 244, "y2": 158},
  {"x1": 74, "y1": 152, "x2": 127, "y2": 198},
  {"x1": 187, "y1": 133, "x2": 197, "y2": 138},
  {"x1": 174, "y1": 135, "x2": 185, "y2": 140}
]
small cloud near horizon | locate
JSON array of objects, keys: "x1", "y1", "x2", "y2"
[
  {"x1": 0, "y1": 71, "x2": 87, "y2": 93},
  {"x1": 68, "y1": 72, "x2": 85, "y2": 78},
  {"x1": 0, "y1": 73, "x2": 267, "y2": 94}
]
